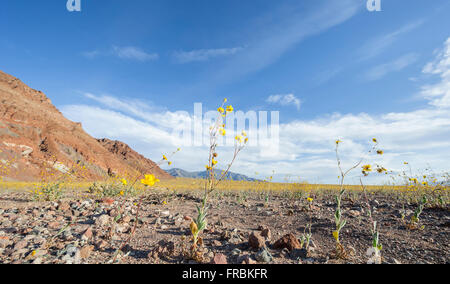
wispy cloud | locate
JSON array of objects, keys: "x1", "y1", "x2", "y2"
[
  {"x1": 421, "y1": 38, "x2": 450, "y2": 108},
  {"x1": 358, "y1": 20, "x2": 424, "y2": 61},
  {"x1": 266, "y1": 94, "x2": 301, "y2": 110},
  {"x1": 173, "y1": 47, "x2": 243, "y2": 63},
  {"x1": 82, "y1": 46, "x2": 158, "y2": 62},
  {"x1": 111, "y1": 46, "x2": 158, "y2": 61},
  {"x1": 365, "y1": 53, "x2": 419, "y2": 81}
]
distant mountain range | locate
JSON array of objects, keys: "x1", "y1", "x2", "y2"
[{"x1": 167, "y1": 168, "x2": 258, "y2": 182}]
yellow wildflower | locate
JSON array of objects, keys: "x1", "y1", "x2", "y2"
[
  {"x1": 121, "y1": 178, "x2": 127, "y2": 186},
  {"x1": 140, "y1": 174, "x2": 160, "y2": 187},
  {"x1": 218, "y1": 107, "x2": 225, "y2": 114},
  {"x1": 362, "y1": 165, "x2": 372, "y2": 172},
  {"x1": 377, "y1": 150, "x2": 384, "y2": 155},
  {"x1": 219, "y1": 128, "x2": 226, "y2": 136},
  {"x1": 226, "y1": 105, "x2": 234, "y2": 113},
  {"x1": 372, "y1": 138, "x2": 377, "y2": 143},
  {"x1": 307, "y1": 197, "x2": 313, "y2": 203}
]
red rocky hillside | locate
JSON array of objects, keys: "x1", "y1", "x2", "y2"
[{"x1": 0, "y1": 70, "x2": 172, "y2": 181}]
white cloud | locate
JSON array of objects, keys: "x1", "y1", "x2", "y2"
[
  {"x1": 111, "y1": 46, "x2": 158, "y2": 61},
  {"x1": 82, "y1": 46, "x2": 158, "y2": 62},
  {"x1": 365, "y1": 53, "x2": 419, "y2": 81},
  {"x1": 266, "y1": 94, "x2": 301, "y2": 110},
  {"x1": 173, "y1": 47, "x2": 243, "y2": 63},
  {"x1": 421, "y1": 38, "x2": 450, "y2": 108},
  {"x1": 64, "y1": 37, "x2": 450, "y2": 184}
]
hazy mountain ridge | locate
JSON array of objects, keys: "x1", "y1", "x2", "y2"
[{"x1": 167, "y1": 168, "x2": 258, "y2": 181}]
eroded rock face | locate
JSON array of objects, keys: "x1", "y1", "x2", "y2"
[
  {"x1": 0, "y1": 70, "x2": 172, "y2": 181},
  {"x1": 97, "y1": 139, "x2": 171, "y2": 179}
]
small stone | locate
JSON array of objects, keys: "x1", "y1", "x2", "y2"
[
  {"x1": 212, "y1": 253, "x2": 228, "y2": 264},
  {"x1": 80, "y1": 245, "x2": 93, "y2": 259},
  {"x1": 47, "y1": 222, "x2": 60, "y2": 230},
  {"x1": 212, "y1": 240, "x2": 222, "y2": 247},
  {"x1": 231, "y1": 248, "x2": 242, "y2": 256},
  {"x1": 96, "y1": 214, "x2": 110, "y2": 227},
  {"x1": 255, "y1": 248, "x2": 273, "y2": 263},
  {"x1": 62, "y1": 245, "x2": 81, "y2": 264},
  {"x1": 32, "y1": 257, "x2": 42, "y2": 264},
  {"x1": 248, "y1": 232, "x2": 265, "y2": 250},
  {"x1": 348, "y1": 210, "x2": 361, "y2": 217},
  {"x1": 32, "y1": 209, "x2": 40, "y2": 217},
  {"x1": 96, "y1": 239, "x2": 109, "y2": 250},
  {"x1": 81, "y1": 227, "x2": 93, "y2": 241},
  {"x1": 273, "y1": 234, "x2": 301, "y2": 251},
  {"x1": 58, "y1": 202, "x2": 70, "y2": 212}
]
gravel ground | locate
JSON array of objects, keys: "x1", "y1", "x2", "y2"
[{"x1": 0, "y1": 189, "x2": 449, "y2": 264}]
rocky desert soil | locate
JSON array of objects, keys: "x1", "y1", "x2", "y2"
[{"x1": 0, "y1": 189, "x2": 449, "y2": 264}]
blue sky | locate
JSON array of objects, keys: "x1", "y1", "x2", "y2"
[{"x1": 1, "y1": 0, "x2": 450, "y2": 183}]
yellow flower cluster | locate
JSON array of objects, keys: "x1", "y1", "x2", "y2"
[
  {"x1": 235, "y1": 130, "x2": 249, "y2": 144},
  {"x1": 140, "y1": 174, "x2": 160, "y2": 187},
  {"x1": 217, "y1": 102, "x2": 234, "y2": 116}
]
